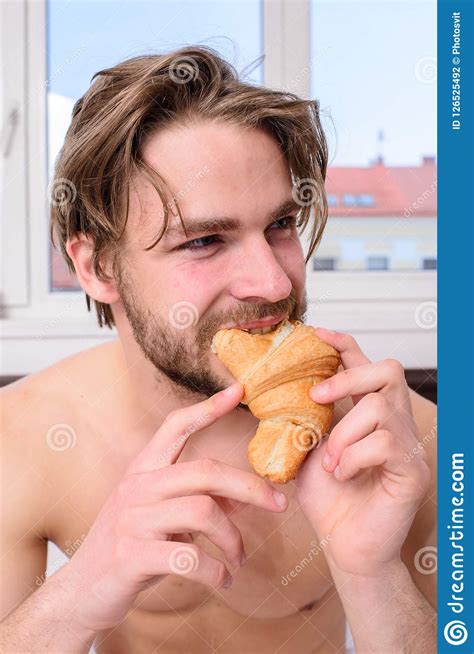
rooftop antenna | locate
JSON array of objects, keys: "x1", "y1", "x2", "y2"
[{"x1": 376, "y1": 129, "x2": 385, "y2": 165}]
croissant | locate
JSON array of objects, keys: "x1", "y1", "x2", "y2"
[{"x1": 211, "y1": 320, "x2": 341, "y2": 484}]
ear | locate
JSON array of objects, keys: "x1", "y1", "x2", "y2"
[{"x1": 66, "y1": 233, "x2": 120, "y2": 304}]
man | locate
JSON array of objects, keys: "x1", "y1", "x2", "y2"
[{"x1": 1, "y1": 47, "x2": 436, "y2": 653}]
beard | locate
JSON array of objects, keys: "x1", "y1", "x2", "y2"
[{"x1": 116, "y1": 263, "x2": 308, "y2": 405}]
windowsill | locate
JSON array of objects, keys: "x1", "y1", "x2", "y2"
[{"x1": 1, "y1": 316, "x2": 117, "y2": 339}]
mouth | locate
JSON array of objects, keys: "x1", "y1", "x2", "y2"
[{"x1": 218, "y1": 314, "x2": 288, "y2": 336}]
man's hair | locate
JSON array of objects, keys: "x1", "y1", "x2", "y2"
[{"x1": 50, "y1": 45, "x2": 329, "y2": 330}]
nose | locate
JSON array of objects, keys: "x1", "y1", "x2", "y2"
[{"x1": 229, "y1": 238, "x2": 293, "y2": 303}]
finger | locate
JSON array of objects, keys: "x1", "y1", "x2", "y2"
[
  {"x1": 134, "y1": 540, "x2": 233, "y2": 590},
  {"x1": 123, "y1": 495, "x2": 245, "y2": 568},
  {"x1": 322, "y1": 393, "x2": 396, "y2": 472},
  {"x1": 313, "y1": 328, "x2": 371, "y2": 369},
  {"x1": 310, "y1": 358, "x2": 407, "y2": 406},
  {"x1": 129, "y1": 382, "x2": 244, "y2": 473},
  {"x1": 211, "y1": 495, "x2": 247, "y2": 518},
  {"x1": 172, "y1": 532, "x2": 194, "y2": 544},
  {"x1": 129, "y1": 459, "x2": 288, "y2": 512},
  {"x1": 334, "y1": 429, "x2": 411, "y2": 482}
]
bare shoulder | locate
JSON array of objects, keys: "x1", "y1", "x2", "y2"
[{"x1": 0, "y1": 340, "x2": 120, "y2": 537}]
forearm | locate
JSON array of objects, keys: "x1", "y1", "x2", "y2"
[
  {"x1": 0, "y1": 565, "x2": 96, "y2": 653},
  {"x1": 329, "y1": 559, "x2": 436, "y2": 653}
]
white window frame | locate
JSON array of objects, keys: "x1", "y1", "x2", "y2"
[
  {"x1": 1, "y1": 0, "x2": 29, "y2": 308},
  {"x1": 1, "y1": 0, "x2": 436, "y2": 375}
]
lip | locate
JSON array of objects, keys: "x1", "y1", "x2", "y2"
[{"x1": 219, "y1": 313, "x2": 287, "y2": 331}]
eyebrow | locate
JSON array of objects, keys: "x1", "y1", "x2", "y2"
[{"x1": 162, "y1": 198, "x2": 302, "y2": 240}]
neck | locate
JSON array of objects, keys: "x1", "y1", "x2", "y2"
[{"x1": 108, "y1": 338, "x2": 257, "y2": 455}]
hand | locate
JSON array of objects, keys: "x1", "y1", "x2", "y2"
[
  {"x1": 65, "y1": 382, "x2": 288, "y2": 633},
  {"x1": 296, "y1": 328, "x2": 431, "y2": 577}
]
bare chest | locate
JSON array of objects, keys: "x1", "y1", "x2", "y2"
[{"x1": 49, "y1": 441, "x2": 333, "y2": 620}]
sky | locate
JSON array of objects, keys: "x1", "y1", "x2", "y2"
[
  {"x1": 310, "y1": 1, "x2": 437, "y2": 166},
  {"x1": 47, "y1": 0, "x2": 436, "y2": 167}
]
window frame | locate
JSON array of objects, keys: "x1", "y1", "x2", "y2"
[
  {"x1": 1, "y1": 0, "x2": 29, "y2": 308},
  {"x1": 1, "y1": 0, "x2": 436, "y2": 373}
]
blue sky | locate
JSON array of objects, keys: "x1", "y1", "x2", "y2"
[
  {"x1": 47, "y1": 0, "x2": 436, "y2": 167},
  {"x1": 310, "y1": 1, "x2": 437, "y2": 166}
]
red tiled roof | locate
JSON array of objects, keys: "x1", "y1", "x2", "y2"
[{"x1": 325, "y1": 156, "x2": 437, "y2": 217}]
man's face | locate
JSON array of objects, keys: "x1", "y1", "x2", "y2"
[{"x1": 114, "y1": 120, "x2": 308, "y2": 400}]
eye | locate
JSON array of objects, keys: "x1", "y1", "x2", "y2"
[
  {"x1": 175, "y1": 215, "x2": 300, "y2": 253},
  {"x1": 176, "y1": 234, "x2": 222, "y2": 251},
  {"x1": 267, "y1": 215, "x2": 299, "y2": 231}
]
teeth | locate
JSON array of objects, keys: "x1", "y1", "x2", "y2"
[{"x1": 248, "y1": 324, "x2": 279, "y2": 335}]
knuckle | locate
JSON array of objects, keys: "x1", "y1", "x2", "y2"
[
  {"x1": 115, "y1": 506, "x2": 133, "y2": 535},
  {"x1": 163, "y1": 409, "x2": 180, "y2": 427},
  {"x1": 339, "y1": 446, "x2": 352, "y2": 470},
  {"x1": 250, "y1": 476, "x2": 273, "y2": 502},
  {"x1": 383, "y1": 358, "x2": 405, "y2": 378},
  {"x1": 365, "y1": 392, "x2": 387, "y2": 413},
  {"x1": 116, "y1": 475, "x2": 138, "y2": 504},
  {"x1": 378, "y1": 429, "x2": 394, "y2": 450},
  {"x1": 195, "y1": 495, "x2": 217, "y2": 521},
  {"x1": 115, "y1": 535, "x2": 136, "y2": 568},
  {"x1": 199, "y1": 458, "x2": 220, "y2": 477},
  {"x1": 339, "y1": 332, "x2": 356, "y2": 349}
]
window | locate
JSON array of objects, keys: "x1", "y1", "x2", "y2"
[
  {"x1": 367, "y1": 256, "x2": 389, "y2": 271},
  {"x1": 342, "y1": 194, "x2": 374, "y2": 207},
  {"x1": 310, "y1": 0, "x2": 436, "y2": 273},
  {"x1": 343, "y1": 194, "x2": 357, "y2": 206},
  {"x1": 1, "y1": 0, "x2": 437, "y2": 375},
  {"x1": 313, "y1": 257, "x2": 336, "y2": 271},
  {"x1": 46, "y1": 0, "x2": 264, "y2": 291},
  {"x1": 422, "y1": 257, "x2": 437, "y2": 270},
  {"x1": 358, "y1": 194, "x2": 375, "y2": 207}
]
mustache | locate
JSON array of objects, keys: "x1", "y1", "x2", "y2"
[{"x1": 203, "y1": 292, "x2": 299, "y2": 337}]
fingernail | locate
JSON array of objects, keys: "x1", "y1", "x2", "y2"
[
  {"x1": 223, "y1": 383, "x2": 239, "y2": 396},
  {"x1": 323, "y1": 453, "x2": 332, "y2": 469},
  {"x1": 334, "y1": 465, "x2": 342, "y2": 479},
  {"x1": 312, "y1": 383, "x2": 328, "y2": 398},
  {"x1": 223, "y1": 574, "x2": 233, "y2": 589},
  {"x1": 273, "y1": 491, "x2": 287, "y2": 508}
]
